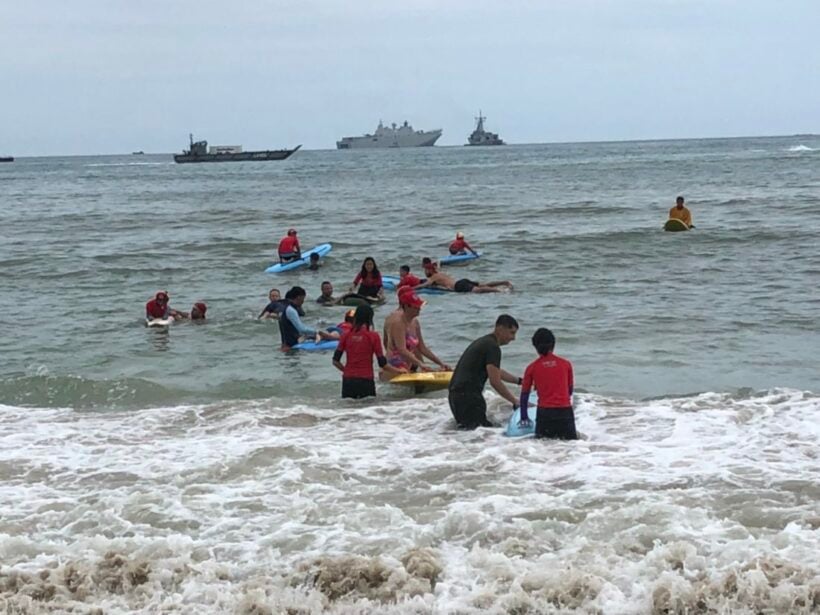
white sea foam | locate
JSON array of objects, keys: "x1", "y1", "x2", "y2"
[
  {"x1": 1, "y1": 389, "x2": 819, "y2": 613},
  {"x1": 787, "y1": 145, "x2": 815, "y2": 152}
]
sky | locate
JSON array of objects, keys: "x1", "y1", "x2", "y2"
[{"x1": 1, "y1": 0, "x2": 818, "y2": 155}]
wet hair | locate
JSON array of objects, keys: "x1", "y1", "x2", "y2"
[
  {"x1": 399, "y1": 265, "x2": 410, "y2": 274},
  {"x1": 321, "y1": 280, "x2": 332, "y2": 290},
  {"x1": 353, "y1": 304, "x2": 374, "y2": 329},
  {"x1": 269, "y1": 288, "x2": 280, "y2": 297},
  {"x1": 532, "y1": 328, "x2": 555, "y2": 355},
  {"x1": 422, "y1": 257, "x2": 432, "y2": 266},
  {"x1": 495, "y1": 314, "x2": 519, "y2": 330},
  {"x1": 310, "y1": 253, "x2": 320, "y2": 261},
  {"x1": 676, "y1": 195, "x2": 685, "y2": 203},
  {"x1": 285, "y1": 286, "x2": 306, "y2": 300},
  {"x1": 359, "y1": 256, "x2": 380, "y2": 279}
]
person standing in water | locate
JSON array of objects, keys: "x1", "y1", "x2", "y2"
[
  {"x1": 448, "y1": 314, "x2": 521, "y2": 429},
  {"x1": 668, "y1": 196, "x2": 694, "y2": 227},
  {"x1": 518, "y1": 328, "x2": 576, "y2": 440},
  {"x1": 332, "y1": 305, "x2": 404, "y2": 399},
  {"x1": 382, "y1": 288, "x2": 450, "y2": 375},
  {"x1": 278, "y1": 286, "x2": 332, "y2": 351}
]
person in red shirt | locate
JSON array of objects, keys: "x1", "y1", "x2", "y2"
[
  {"x1": 397, "y1": 265, "x2": 422, "y2": 290},
  {"x1": 518, "y1": 328, "x2": 577, "y2": 440},
  {"x1": 348, "y1": 256, "x2": 385, "y2": 302},
  {"x1": 332, "y1": 305, "x2": 404, "y2": 398},
  {"x1": 421, "y1": 257, "x2": 439, "y2": 278},
  {"x1": 277, "y1": 228, "x2": 301, "y2": 263},
  {"x1": 145, "y1": 291, "x2": 183, "y2": 321},
  {"x1": 324, "y1": 308, "x2": 356, "y2": 340},
  {"x1": 449, "y1": 231, "x2": 478, "y2": 256}
]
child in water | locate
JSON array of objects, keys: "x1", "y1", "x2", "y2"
[{"x1": 519, "y1": 328, "x2": 577, "y2": 440}]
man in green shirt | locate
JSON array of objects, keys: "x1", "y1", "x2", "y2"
[{"x1": 449, "y1": 314, "x2": 522, "y2": 429}]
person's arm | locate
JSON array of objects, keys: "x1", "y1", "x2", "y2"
[
  {"x1": 487, "y1": 364, "x2": 518, "y2": 406},
  {"x1": 465, "y1": 240, "x2": 479, "y2": 256},
  {"x1": 332, "y1": 335, "x2": 347, "y2": 372},
  {"x1": 498, "y1": 368, "x2": 520, "y2": 384},
  {"x1": 568, "y1": 363, "x2": 574, "y2": 398},
  {"x1": 415, "y1": 325, "x2": 450, "y2": 370},
  {"x1": 518, "y1": 366, "x2": 534, "y2": 424},
  {"x1": 373, "y1": 333, "x2": 405, "y2": 376},
  {"x1": 285, "y1": 306, "x2": 316, "y2": 337}
]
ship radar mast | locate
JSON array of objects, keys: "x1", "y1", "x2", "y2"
[{"x1": 474, "y1": 110, "x2": 486, "y2": 133}]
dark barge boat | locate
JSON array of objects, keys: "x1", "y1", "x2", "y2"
[{"x1": 173, "y1": 134, "x2": 301, "y2": 164}]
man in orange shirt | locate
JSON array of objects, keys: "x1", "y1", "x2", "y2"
[{"x1": 668, "y1": 196, "x2": 693, "y2": 227}]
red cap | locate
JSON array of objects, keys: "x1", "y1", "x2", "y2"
[
  {"x1": 155, "y1": 290, "x2": 169, "y2": 301},
  {"x1": 399, "y1": 289, "x2": 425, "y2": 309},
  {"x1": 287, "y1": 228, "x2": 297, "y2": 236},
  {"x1": 193, "y1": 302, "x2": 207, "y2": 314}
]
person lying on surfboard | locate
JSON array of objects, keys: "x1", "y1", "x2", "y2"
[
  {"x1": 381, "y1": 288, "x2": 450, "y2": 379},
  {"x1": 448, "y1": 231, "x2": 479, "y2": 256},
  {"x1": 421, "y1": 257, "x2": 439, "y2": 278},
  {"x1": 277, "y1": 228, "x2": 301, "y2": 263},
  {"x1": 668, "y1": 196, "x2": 694, "y2": 227},
  {"x1": 415, "y1": 268, "x2": 513, "y2": 294}
]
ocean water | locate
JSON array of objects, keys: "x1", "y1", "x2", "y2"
[{"x1": 1, "y1": 137, "x2": 819, "y2": 613}]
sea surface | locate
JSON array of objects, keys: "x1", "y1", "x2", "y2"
[{"x1": 1, "y1": 137, "x2": 819, "y2": 613}]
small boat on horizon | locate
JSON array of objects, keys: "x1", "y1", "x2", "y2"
[
  {"x1": 173, "y1": 134, "x2": 301, "y2": 164},
  {"x1": 0, "y1": 155, "x2": 13, "y2": 163}
]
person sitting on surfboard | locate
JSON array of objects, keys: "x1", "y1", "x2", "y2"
[
  {"x1": 449, "y1": 232, "x2": 479, "y2": 256},
  {"x1": 316, "y1": 281, "x2": 339, "y2": 306},
  {"x1": 416, "y1": 268, "x2": 513, "y2": 294},
  {"x1": 397, "y1": 265, "x2": 422, "y2": 290},
  {"x1": 145, "y1": 290, "x2": 183, "y2": 321},
  {"x1": 277, "y1": 228, "x2": 301, "y2": 263},
  {"x1": 518, "y1": 328, "x2": 576, "y2": 440},
  {"x1": 668, "y1": 196, "x2": 694, "y2": 228},
  {"x1": 345, "y1": 256, "x2": 385, "y2": 303},
  {"x1": 449, "y1": 314, "x2": 522, "y2": 429},
  {"x1": 332, "y1": 305, "x2": 404, "y2": 399},
  {"x1": 381, "y1": 288, "x2": 450, "y2": 376},
  {"x1": 279, "y1": 286, "x2": 334, "y2": 351}
]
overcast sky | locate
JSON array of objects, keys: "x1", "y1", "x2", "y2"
[{"x1": 1, "y1": 0, "x2": 818, "y2": 155}]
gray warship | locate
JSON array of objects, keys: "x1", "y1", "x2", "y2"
[{"x1": 466, "y1": 112, "x2": 505, "y2": 146}]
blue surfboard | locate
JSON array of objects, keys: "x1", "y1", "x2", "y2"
[
  {"x1": 382, "y1": 275, "x2": 450, "y2": 295},
  {"x1": 265, "y1": 243, "x2": 332, "y2": 274},
  {"x1": 292, "y1": 339, "x2": 338, "y2": 351},
  {"x1": 440, "y1": 251, "x2": 481, "y2": 266},
  {"x1": 504, "y1": 407, "x2": 535, "y2": 438}
]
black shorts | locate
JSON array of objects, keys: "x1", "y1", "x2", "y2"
[
  {"x1": 454, "y1": 279, "x2": 478, "y2": 293},
  {"x1": 448, "y1": 388, "x2": 492, "y2": 429},
  {"x1": 535, "y1": 407, "x2": 577, "y2": 440},
  {"x1": 342, "y1": 377, "x2": 376, "y2": 399}
]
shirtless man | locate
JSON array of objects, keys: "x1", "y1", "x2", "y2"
[
  {"x1": 416, "y1": 268, "x2": 513, "y2": 294},
  {"x1": 381, "y1": 290, "x2": 450, "y2": 379}
]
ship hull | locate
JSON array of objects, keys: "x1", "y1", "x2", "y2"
[
  {"x1": 174, "y1": 145, "x2": 300, "y2": 163},
  {"x1": 0, "y1": 156, "x2": 13, "y2": 163},
  {"x1": 336, "y1": 131, "x2": 442, "y2": 149}
]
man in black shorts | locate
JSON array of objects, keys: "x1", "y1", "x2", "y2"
[
  {"x1": 448, "y1": 314, "x2": 522, "y2": 429},
  {"x1": 417, "y1": 269, "x2": 513, "y2": 293}
]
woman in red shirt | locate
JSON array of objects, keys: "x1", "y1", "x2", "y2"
[
  {"x1": 519, "y1": 328, "x2": 577, "y2": 440},
  {"x1": 348, "y1": 256, "x2": 385, "y2": 302},
  {"x1": 332, "y1": 305, "x2": 403, "y2": 399}
]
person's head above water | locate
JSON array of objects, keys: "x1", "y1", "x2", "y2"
[
  {"x1": 268, "y1": 288, "x2": 281, "y2": 301},
  {"x1": 191, "y1": 302, "x2": 207, "y2": 320},
  {"x1": 359, "y1": 256, "x2": 380, "y2": 277},
  {"x1": 344, "y1": 308, "x2": 356, "y2": 323},
  {"x1": 421, "y1": 257, "x2": 438, "y2": 277},
  {"x1": 456, "y1": 231, "x2": 464, "y2": 239},
  {"x1": 320, "y1": 281, "x2": 333, "y2": 296},
  {"x1": 285, "y1": 286, "x2": 307, "y2": 305},
  {"x1": 399, "y1": 265, "x2": 411, "y2": 276},
  {"x1": 154, "y1": 290, "x2": 169, "y2": 304},
  {"x1": 494, "y1": 314, "x2": 519, "y2": 346},
  {"x1": 287, "y1": 228, "x2": 297, "y2": 236},
  {"x1": 676, "y1": 196, "x2": 685, "y2": 208},
  {"x1": 532, "y1": 327, "x2": 555, "y2": 355}
]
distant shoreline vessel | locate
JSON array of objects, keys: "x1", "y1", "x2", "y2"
[
  {"x1": 0, "y1": 156, "x2": 13, "y2": 163},
  {"x1": 132, "y1": 151, "x2": 145, "y2": 155},
  {"x1": 337, "y1": 121, "x2": 442, "y2": 149},
  {"x1": 466, "y1": 112, "x2": 504, "y2": 146},
  {"x1": 174, "y1": 134, "x2": 301, "y2": 164}
]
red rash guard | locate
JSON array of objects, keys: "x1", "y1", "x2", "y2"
[
  {"x1": 521, "y1": 353, "x2": 574, "y2": 408},
  {"x1": 278, "y1": 236, "x2": 300, "y2": 255},
  {"x1": 336, "y1": 328, "x2": 386, "y2": 380}
]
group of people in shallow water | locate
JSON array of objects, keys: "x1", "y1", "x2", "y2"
[{"x1": 145, "y1": 291, "x2": 207, "y2": 321}]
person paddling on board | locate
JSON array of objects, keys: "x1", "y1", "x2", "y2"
[
  {"x1": 332, "y1": 305, "x2": 405, "y2": 399},
  {"x1": 278, "y1": 286, "x2": 333, "y2": 351},
  {"x1": 448, "y1": 314, "x2": 522, "y2": 429},
  {"x1": 449, "y1": 231, "x2": 479, "y2": 256},
  {"x1": 278, "y1": 228, "x2": 301, "y2": 263},
  {"x1": 518, "y1": 328, "x2": 577, "y2": 439},
  {"x1": 146, "y1": 291, "x2": 183, "y2": 321},
  {"x1": 381, "y1": 288, "x2": 450, "y2": 378},
  {"x1": 416, "y1": 267, "x2": 513, "y2": 293},
  {"x1": 668, "y1": 196, "x2": 694, "y2": 228}
]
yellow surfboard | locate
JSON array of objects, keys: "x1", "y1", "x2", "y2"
[
  {"x1": 664, "y1": 218, "x2": 690, "y2": 232},
  {"x1": 388, "y1": 371, "x2": 452, "y2": 393}
]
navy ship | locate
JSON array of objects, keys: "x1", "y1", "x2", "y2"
[
  {"x1": 0, "y1": 155, "x2": 13, "y2": 163},
  {"x1": 466, "y1": 112, "x2": 504, "y2": 146},
  {"x1": 174, "y1": 134, "x2": 301, "y2": 163},
  {"x1": 337, "y1": 121, "x2": 442, "y2": 149}
]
